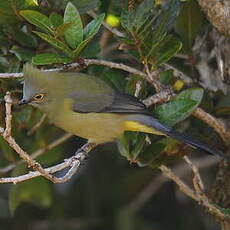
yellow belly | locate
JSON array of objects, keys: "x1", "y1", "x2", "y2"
[{"x1": 46, "y1": 99, "x2": 163, "y2": 144}]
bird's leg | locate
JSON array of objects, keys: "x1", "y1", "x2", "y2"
[{"x1": 73, "y1": 142, "x2": 97, "y2": 162}]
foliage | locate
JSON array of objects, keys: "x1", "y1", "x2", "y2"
[{"x1": 0, "y1": 0, "x2": 228, "y2": 229}]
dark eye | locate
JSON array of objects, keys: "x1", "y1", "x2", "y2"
[{"x1": 33, "y1": 94, "x2": 44, "y2": 101}]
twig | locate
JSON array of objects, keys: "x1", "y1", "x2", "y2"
[
  {"x1": 0, "y1": 132, "x2": 73, "y2": 174},
  {"x1": 143, "y1": 88, "x2": 173, "y2": 107},
  {"x1": 159, "y1": 164, "x2": 227, "y2": 221},
  {"x1": 0, "y1": 59, "x2": 147, "y2": 79},
  {"x1": 192, "y1": 108, "x2": 230, "y2": 145},
  {"x1": 0, "y1": 92, "x2": 97, "y2": 183},
  {"x1": 27, "y1": 114, "x2": 46, "y2": 136},
  {"x1": 126, "y1": 155, "x2": 218, "y2": 213},
  {"x1": 184, "y1": 156, "x2": 205, "y2": 194},
  {"x1": 0, "y1": 142, "x2": 96, "y2": 183}
]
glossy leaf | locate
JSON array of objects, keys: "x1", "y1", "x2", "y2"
[
  {"x1": 64, "y1": 2, "x2": 83, "y2": 48},
  {"x1": 84, "y1": 13, "x2": 105, "y2": 40},
  {"x1": 32, "y1": 53, "x2": 72, "y2": 65},
  {"x1": 155, "y1": 88, "x2": 204, "y2": 126},
  {"x1": 20, "y1": 10, "x2": 54, "y2": 34},
  {"x1": 33, "y1": 31, "x2": 72, "y2": 57},
  {"x1": 73, "y1": 13, "x2": 105, "y2": 57},
  {"x1": 149, "y1": 35, "x2": 182, "y2": 66}
]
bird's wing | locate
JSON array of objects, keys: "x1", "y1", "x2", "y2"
[{"x1": 71, "y1": 85, "x2": 149, "y2": 114}]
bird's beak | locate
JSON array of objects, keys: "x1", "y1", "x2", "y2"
[{"x1": 18, "y1": 99, "x2": 29, "y2": 105}]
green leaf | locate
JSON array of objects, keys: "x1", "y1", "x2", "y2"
[
  {"x1": 20, "y1": 10, "x2": 53, "y2": 34},
  {"x1": 72, "y1": 13, "x2": 105, "y2": 57},
  {"x1": 137, "y1": 142, "x2": 166, "y2": 166},
  {"x1": 10, "y1": 46, "x2": 35, "y2": 61},
  {"x1": 84, "y1": 13, "x2": 105, "y2": 40},
  {"x1": 9, "y1": 176, "x2": 52, "y2": 214},
  {"x1": 220, "y1": 208, "x2": 230, "y2": 217},
  {"x1": 117, "y1": 132, "x2": 146, "y2": 161},
  {"x1": 64, "y1": 2, "x2": 83, "y2": 49},
  {"x1": 49, "y1": 12, "x2": 63, "y2": 28},
  {"x1": 32, "y1": 53, "x2": 72, "y2": 65},
  {"x1": 79, "y1": 40, "x2": 100, "y2": 58},
  {"x1": 55, "y1": 23, "x2": 71, "y2": 38},
  {"x1": 121, "y1": 0, "x2": 154, "y2": 32},
  {"x1": 13, "y1": 30, "x2": 37, "y2": 48},
  {"x1": 175, "y1": 0, "x2": 204, "y2": 53},
  {"x1": 117, "y1": 134, "x2": 130, "y2": 158},
  {"x1": 0, "y1": 0, "x2": 38, "y2": 25},
  {"x1": 155, "y1": 88, "x2": 204, "y2": 126},
  {"x1": 33, "y1": 31, "x2": 72, "y2": 57},
  {"x1": 149, "y1": 35, "x2": 182, "y2": 66}
]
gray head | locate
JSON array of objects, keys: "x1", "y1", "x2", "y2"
[{"x1": 20, "y1": 64, "x2": 55, "y2": 109}]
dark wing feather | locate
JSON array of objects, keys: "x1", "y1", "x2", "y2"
[
  {"x1": 100, "y1": 92, "x2": 151, "y2": 115},
  {"x1": 72, "y1": 89, "x2": 150, "y2": 115}
]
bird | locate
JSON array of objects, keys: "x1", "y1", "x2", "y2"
[{"x1": 19, "y1": 64, "x2": 227, "y2": 160}]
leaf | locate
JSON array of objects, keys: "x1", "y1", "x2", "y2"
[
  {"x1": 149, "y1": 35, "x2": 182, "y2": 66},
  {"x1": 121, "y1": 0, "x2": 154, "y2": 32},
  {"x1": 137, "y1": 142, "x2": 166, "y2": 166},
  {"x1": 32, "y1": 53, "x2": 72, "y2": 65},
  {"x1": 20, "y1": 10, "x2": 53, "y2": 34},
  {"x1": 84, "y1": 13, "x2": 105, "y2": 40},
  {"x1": 155, "y1": 88, "x2": 204, "y2": 126},
  {"x1": 79, "y1": 40, "x2": 100, "y2": 58},
  {"x1": 55, "y1": 23, "x2": 71, "y2": 38},
  {"x1": 0, "y1": 0, "x2": 38, "y2": 25},
  {"x1": 72, "y1": 13, "x2": 105, "y2": 57},
  {"x1": 175, "y1": 0, "x2": 204, "y2": 53},
  {"x1": 64, "y1": 2, "x2": 83, "y2": 49},
  {"x1": 49, "y1": 12, "x2": 63, "y2": 28},
  {"x1": 33, "y1": 31, "x2": 73, "y2": 57},
  {"x1": 10, "y1": 46, "x2": 35, "y2": 61},
  {"x1": 117, "y1": 134, "x2": 130, "y2": 158},
  {"x1": 13, "y1": 30, "x2": 38, "y2": 48}
]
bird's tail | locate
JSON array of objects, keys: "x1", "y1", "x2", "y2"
[{"x1": 125, "y1": 114, "x2": 228, "y2": 160}]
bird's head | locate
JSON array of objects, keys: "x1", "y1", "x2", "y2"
[{"x1": 20, "y1": 64, "x2": 55, "y2": 110}]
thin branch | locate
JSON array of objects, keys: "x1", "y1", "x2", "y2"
[
  {"x1": 159, "y1": 164, "x2": 228, "y2": 221},
  {"x1": 142, "y1": 88, "x2": 173, "y2": 107},
  {"x1": 192, "y1": 108, "x2": 230, "y2": 145},
  {"x1": 0, "y1": 92, "x2": 96, "y2": 183},
  {"x1": 0, "y1": 59, "x2": 147, "y2": 79},
  {"x1": 126, "y1": 155, "x2": 218, "y2": 213},
  {"x1": 27, "y1": 114, "x2": 46, "y2": 136},
  {"x1": 0, "y1": 142, "x2": 96, "y2": 184},
  {"x1": 0, "y1": 133, "x2": 73, "y2": 174},
  {"x1": 184, "y1": 155, "x2": 205, "y2": 194}
]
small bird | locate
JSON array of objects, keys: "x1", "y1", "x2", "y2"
[{"x1": 20, "y1": 64, "x2": 226, "y2": 159}]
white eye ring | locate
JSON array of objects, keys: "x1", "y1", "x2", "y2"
[{"x1": 33, "y1": 94, "x2": 44, "y2": 101}]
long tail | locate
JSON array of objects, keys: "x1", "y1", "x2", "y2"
[{"x1": 126, "y1": 114, "x2": 228, "y2": 160}]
